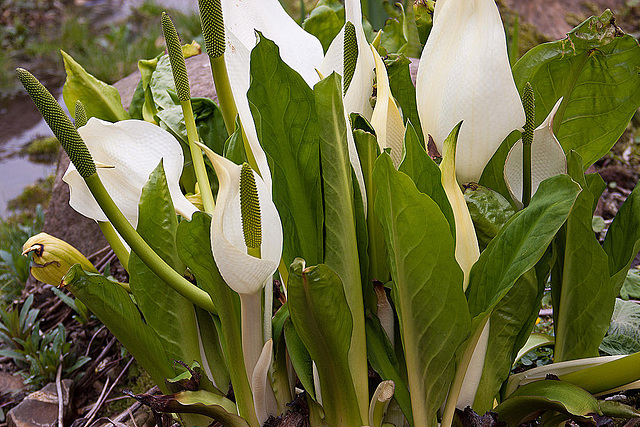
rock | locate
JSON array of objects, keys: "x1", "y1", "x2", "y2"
[
  {"x1": 0, "y1": 372, "x2": 26, "y2": 396},
  {"x1": 501, "y1": 0, "x2": 628, "y2": 40},
  {"x1": 7, "y1": 379, "x2": 73, "y2": 427}
]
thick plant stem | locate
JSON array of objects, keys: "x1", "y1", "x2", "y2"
[
  {"x1": 181, "y1": 100, "x2": 215, "y2": 214},
  {"x1": 441, "y1": 316, "x2": 490, "y2": 427},
  {"x1": 522, "y1": 142, "x2": 532, "y2": 207},
  {"x1": 240, "y1": 291, "x2": 264, "y2": 387},
  {"x1": 209, "y1": 55, "x2": 238, "y2": 136},
  {"x1": 85, "y1": 174, "x2": 217, "y2": 313},
  {"x1": 97, "y1": 221, "x2": 129, "y2": 272}
]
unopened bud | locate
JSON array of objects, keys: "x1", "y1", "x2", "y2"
[{"x1": 22, "y1": 233, "x2": 98, "y2": 287}]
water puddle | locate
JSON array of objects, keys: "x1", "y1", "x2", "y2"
[{"x1": 0, "y1": 91, "x2": 62, "y2": 218}]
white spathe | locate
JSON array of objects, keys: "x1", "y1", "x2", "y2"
[
  {"x1": 221, "y1": 0, "x2": 326, "y2": 191},
  {"x1": 370, "y1": 45, "x2": 404, "y2": 168},
  {"x1": 320, "y1": 0, "x2": 376, "y2": 119},
  {"x1": 199, "y1": 143, "x2": 283, "y2": 295},
  {"x1": 416, "y1": 0, "x2": 526, "y2": 184},
  {"x1": 504, "y1": 98, "x2": 567, "y2": 205},
  {"x1": 63, "y1": 118, "x2": 197, "y2": 227}
]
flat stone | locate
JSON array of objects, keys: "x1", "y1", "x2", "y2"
[
  {"x1": 0, "y1": 372, "x2": 26, "y2": 396},
  {"x1": 7, "y1": 380, "x2": 73, "y2": 427}
]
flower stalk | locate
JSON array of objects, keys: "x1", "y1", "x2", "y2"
[{"x1": 162, "y1": 12, "x2": 216, "y2": 214}]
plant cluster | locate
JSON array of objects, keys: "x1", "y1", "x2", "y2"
[
  {"x1": 16, "y1": 0, "x2": 640, "y2": 426},
  {"x1": 0, "y1": 294, "x2": 90, "y2": 389}
]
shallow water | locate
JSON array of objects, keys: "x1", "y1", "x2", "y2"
[{"x1": 0, "y1": 0, "x2": 198, "y2": 219}]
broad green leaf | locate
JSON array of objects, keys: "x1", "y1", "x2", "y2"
[
  {"x1": 130, "y1": 389, "x2": 248, "y2": 427},
  {"x1": 464, "y1": 184, "x2": 516, "y2": 250},
  {"x1": 283, "y1": 317, "x2": 315, "y2": 401},
  {"x1": 600, "y1": 334, "x2": 640, "y2": 356},
  {"x1": 399, "y1": 122, "x2": 454, "y2": 239},
  {"x1": 353, "y1": 129, "x2": 389, "y2": 285},
  {"x1": 194, "y1": 308, "x2": 230, "y2": 391},
  {"x1": 176, "y1": 213, "x2": 257, "y2": 426},
  {"x1": 224, "y1": 117, "x2": 249, "y2": 165},
  {"x1": 554, "y1": 152, "x2": 612, "y2": 361},
  {"x1": 374, "y1": 153, "x2": 470, "y2": 427},
  {"x1": 559, "y1": 350, "x2": 640, "y2": 395},
  {"x1": 128, "y1": 162, "x2": 201, "y2": 368},
  {"x1": 473, "y1": 270, "x2": 544, "y2": 413},
  {"x1": 149, "y1": 55, "x2": 179, "y2": 110},
  {"x1": 466, "y1": 174, "x2": 581, "y2": 319},
  {"x1": 621, "y1": 269, "x2": 640, "y2": 300},
  {"x1": 271, "y1": 305, "x2": 293, "y2": 414},
  {"x1": 63, "y1": 265, "x2": 174, "y2": 390},
  {"x1": 288, "y1": 259, "x2": 362, "y2": 426},
  {"x1": 512, "y1": 11, "x2": 640, "y2": 169},
  {"x1": 61, "y1": 50, "x2": 129, "y2": 122},
  {"x1": 600, "y1": 400, "x2": 640, "y2": 419},
  {"x1": 248, "y1": 34, "x2": 323, "y2": 266},
  {"x1": 302, "y1": 5, "x2": 343, "y2": 52},
  {"x1": 386, "y1": 55, "x2": 423, "y2": 145},
  {"x1": 603, "y1": 183, "x2": 640, "y2": 293},
  {"x1": 315, "y1": 74, "x2": 368, "y2": 414},
  {"x1": 606, "y1": 299, "x2": 640, "y2": 343},
  {"x1": 494, "y1": 380, "x2": 601, "y2": 426},
  {"x1": 378, "y1": 3, "x2": 420, "y2": 58},
  {"x1": 366, "y1": 313, "x2": 413, "y2": 426}
]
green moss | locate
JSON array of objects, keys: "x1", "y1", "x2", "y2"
[
  {"x1": 6, "y1": 175, "x2": 54, "y2": 214},
  {"x1": 23, "y1": 136, "x2": 60, "y2": 164}
]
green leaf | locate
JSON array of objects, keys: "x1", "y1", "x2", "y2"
[
  {"x1": 466, "y1": 174, "x2": 581, "y2": 320},
  {"x1": 131, "y1": 389, "x2": 248, "y2": 427},
  {"x1": 494, "y1": 380, "x2": 602, "y2": 426},
  {"x1": 599, "y1": 399, "x2": 640, "y2": 419},
  {"x1": 512, "y1": 11, "x2": 640, "y2": 169},
  {"x1": 607, "y1": 298, "x2": 640, "y2": 343},
  {"x1": 399, "y1": 122, "x2": 454, "y2": 239},
  {"x1": 514, "y1": 333, "x2": 556, "y2": 366},
  {"x1": 603, "y1": 183, "x2": 640, "y2": 294},
  {"x1": 554, "y1": 152, "x2": 613, "y2": 361},
  {"x1": 288, "y1": 259, "x2": 362, "y2": 426},
  {"x1": 302, "y1": 5, "x2": 343, "y2": 52},
  {"x1": 386, "y1": 56, "x2": 423, "y2": 146},
  {"x1": 478, "y1": 131, "x2": 521, "y2": 205},
  {"x1": 128, "y1": 161, "x2": 201, "y2": 368},
  {"x1": 599, "y1": 334, "x2": 640, "y2": 356},
  {"x1": 464, "y1": 184, "x2": 516, "y2": 250},
  {"x1": 315, "y1": 74, "x2": 368, "y2": 414},
  {"x1": 366, "y1": 313, "x2": 413, "y2": 426},
  {"x1": 223, "y1": 117, "x2": 248, "y2": 165},
  {"x1": 61, "y1": 50, "x2": 129, "y2": 122},
  {"x1": 247, "y1": 33, "x2": 323, "y2": 266},
  {"x1": 621, "y1": 269, "x2": 640, "y2": 300},
  {"x1": 373, "y1": 153, "x2": 471, "y2": 427},
  {"x1": 63, "y1": 266, "x2": 174, "y2": 390},
  {"x1": 283, "y1": 317, "x2": 315, "y2": 401},
  {"x1": 194, "y1": 308, "x2": 230, "y2": 391},
  {"x1": 176, "y1": 213, "x2": 258, "y2": 426},
  {"x1": 149, "y1": 55, "x2": 179, "y2": 110},
  {"x1": 473, "y1": 270, "x2": 544, "y2": 413},
  {"x1": 353, "y1": 128, "x2": 389, "y2": 285}
]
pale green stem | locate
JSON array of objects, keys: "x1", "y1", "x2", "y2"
[
  {"x1": 97, "y1": 221, "x2": 129, "y2": 272},
  {"x1": 277, "y1": 258, "x2": 289, "y2": 294},
  {"x1": 240, "y1": 291, "x2": 264, "y2": 386},
  {"x1": 441, "y1": 315, "x2": 490, "y2": 427},
  {"x1": 523, "y1": 141, "x2": 532, "y2": 207},
  {"x1": 209, "y1": 55, "x2": 238, "y2": 136},
  {"x1": 369, "y1": 380, "x2": 394, "y2": 427},
  {"x1": 85, "y1": 174, "x2": 217, "y2": 314},
  {"x1": 181, "y1": 99, "x2": 215, "y2": 214}
]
